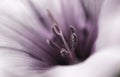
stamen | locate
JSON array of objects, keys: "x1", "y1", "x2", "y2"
[
  {"x1": 70, "y1": 25, "x2": 78, "y2": 52},
  {"x1": 60, "y1": 48, "x2": 69, "y2": 57},
  {"x1": 47, "y1": 10, "x2": 71, "y2": 53},
  {"x1": 47, "y1": 10, "x2": 78, "y2": 64},
  {"x1": 47, "y1": 39, "x2": 60, "y2": 50},
  {"x1": 70, "y1": 25, "x2": 76, "y2": 33},
  {"x1": 52, "y1": 25, "x2": 61, "y2": 36},
  {"x1": 47, "y1": 10, "x2": 62, "y2": 34},
  {"x1": 71, "y1": 33, "x2": 77, "y2": 51},
  {"x1": 47, "y1": 10, "x2": 62, "y2": 36},
  {"x1": 71, "y1": 33, "x2": 77, "y2": 43}
]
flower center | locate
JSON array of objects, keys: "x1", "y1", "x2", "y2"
[{"x1": 47, "y1": 10, "x2": 78, "y2": 64}]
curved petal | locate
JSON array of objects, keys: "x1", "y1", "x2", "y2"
[
  {"x1": 96, "y1": 0, "x2": 120, "y2": 50},
  {"x1": 0, "y1": 0, "x2": 60, "y2": 72}
]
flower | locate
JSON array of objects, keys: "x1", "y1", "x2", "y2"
[
  {"x1": 23, "y1": 0, "x2": 100, "y2": 68},
  {"x1": 0, "y1": 0, "x2": 112, "y2": 77}
]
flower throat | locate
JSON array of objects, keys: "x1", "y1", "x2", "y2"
[{"x1": 47, "y1": 10, "x2": 78, "y2": 64}]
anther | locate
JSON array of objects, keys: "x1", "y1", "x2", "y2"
[
  {"x1": 70, "y1": 25, "x2": 76, "y2": 33},
  {"x1": 71, "y1": 33, "x2": 77, "y2": 52},
  {"x1": 47, "y1": 39, "x2": 60, "y2": 50},
  {"x1": 71, "y1": 33, "x2": 77, "y2": 43},
  {"x1": 70, "y1": 25, "x2": 78, "y2": 52},
  {"x1": 52, "y1": 25, "x2": 61, "y2": 36},
  {"x1": 60, "y1": 48, "x2": 69, "y2": 57}
]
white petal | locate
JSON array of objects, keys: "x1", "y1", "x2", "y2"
[
  {"x1": 44, "y1": 46, "x2": 120, "y2": 77},
  {"x1": 96, "y1": 0, "x2": 120, "y2": 50}
]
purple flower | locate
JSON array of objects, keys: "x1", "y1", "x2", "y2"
[
  {"x1": 0, "y1": 0, "x2": 106, "y2": 76},
  {"x1": 22, "y1": 0, "x2": 100, "y2": 68}
]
